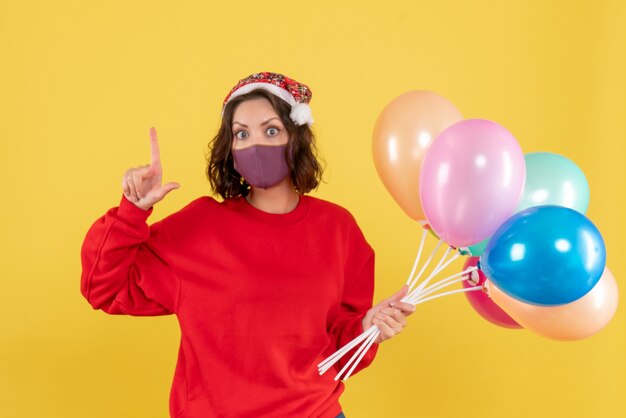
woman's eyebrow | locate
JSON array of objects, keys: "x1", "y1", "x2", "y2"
[
  {"x1": 261, "y1": 117, "x2": 280, "y2": 126},
  {"x1": 232, "y1": 117, "x2": 280, "y2": 129}
]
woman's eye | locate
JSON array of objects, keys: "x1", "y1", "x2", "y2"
[
  {"x1": 266, "y1": 127, "x2": 279, "y2": 136},
  {"x1": 235, "y1": 131, "x2": 249, "y2": 140}
]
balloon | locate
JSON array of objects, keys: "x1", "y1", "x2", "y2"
[
  {"x1": 372, "y1": 91, "x2": 463, "y2": 223},
  {"x1": 488, "y1": 268, "x2": 618, "y2": 340},
  {"x1": 462, "y1": 257, "x2": 521, "y2": 329},
  {"x1": 419, "y1": 119, "x2": 526, "y2": 248},
  {"x1": 480, "y1": 205, "x2": 606, "y2": 306},
  {"x1": 461, "y1": 152, "x2": 590, "y2": 257},
  {"x1": 517, "y1": 152, "x2": 590, "y2": 214},
  {"x1": 466, "y1": 239, "x2": 488, "y2": 257}
]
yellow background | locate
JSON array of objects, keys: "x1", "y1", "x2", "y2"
[{"x1": 1, "y1": 1, "x2": 625, "y2": 417}]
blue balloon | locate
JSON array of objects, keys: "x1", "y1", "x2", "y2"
[{"x1": 479, "y1": 206, "x2": 606, "y2": 306}]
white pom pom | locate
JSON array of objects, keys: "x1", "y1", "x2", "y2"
[{"x1": 290, "y1": 103, "x2": 314, "y2": 126}]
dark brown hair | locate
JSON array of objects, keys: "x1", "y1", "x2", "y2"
[{"x1": 206, "y1": 89, "x2": 324, "y2": 199}]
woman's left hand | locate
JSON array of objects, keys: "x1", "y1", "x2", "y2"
[{"x1": 362, "y1": 285, "x2": 416, "y2": 344}]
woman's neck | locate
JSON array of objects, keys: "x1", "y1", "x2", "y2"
[{"x1": 245, "y1": 178, "x2": 300, "y2": 214}]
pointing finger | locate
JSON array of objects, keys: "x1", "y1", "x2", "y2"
[
  {"x1": 139, "y1": 164, "x2": 153, "y2": 180},
  {"x1": 149, "y1": 127, "x2": 161, "y2": 167}
]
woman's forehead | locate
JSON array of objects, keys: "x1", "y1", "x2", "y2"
[{"x1": 232, "y1": 98, "x2": 281, "y2": 124}]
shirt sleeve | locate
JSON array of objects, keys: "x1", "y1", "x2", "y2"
[
  {"x1": 327, "y1": 220, "x2": 379, "y2": 377},
  {"x1": 80, "y1": 195, "x2": 180, "y2": 316}
]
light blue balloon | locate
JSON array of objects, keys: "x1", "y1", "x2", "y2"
[
  {"x1": 517, "y1": 152, "x2": 590, "y2": 214},
  {"x1": 479, "y1": 206, "x2": 606, "y2": 306}
]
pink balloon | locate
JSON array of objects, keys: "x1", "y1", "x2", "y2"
[
  {"x1": 419, "y1": 119, "x2": 526, "y2": 248},
  {"x1": 462, "y1": 257, "x2": 521, "y2": 329}
]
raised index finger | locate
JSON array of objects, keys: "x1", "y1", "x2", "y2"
[{"x1": 149, "y1": 126, "x2": 161, "y2": 166}]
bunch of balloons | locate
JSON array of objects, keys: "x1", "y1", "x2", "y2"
[{"x1": 372, "y1": 91, "x2": 617, "y2": 341}]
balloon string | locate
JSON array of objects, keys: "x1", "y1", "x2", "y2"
[
  {"x1": 408, "y1": 267, "x2": 477, "y2": 304},
  {"x1": 424, "y1": 266, "x2": 477, "y2": 296},
  {"x1": 414, "y1": 264, "x2": 475, "y2": 299},
  {"x1": 409, "y1": 285, "x2": 482, "y2": 306},
  {"x1": 404, "y1": 229, "x2": 428, "y2": 287},
  {"x1": 317, "y1": 325, "x2": 377, "y2": 373},
  {"x1": 339, "y1": 328, "x2": 380, "y2": 381},
  {"x1": 427, "y1": 245, "x2": 452, "y2": 284},
  {"x1": 326, "y1": 283, "x2": 482, "y2": 381},
  {"x1": 333, "y1": 327, "x2": 379, "y2": 381},
  {"x1": 319, "y1": 236, "x2": 479, "y2": 381},
  {"x1": 406, "y1": 250, "x2": 460, "y2": 302},
  {"x1": 407, "y1": 267, "x2": 478, "y2": 304},
  {"x1": 407, "y1": 239, "x2": 443, "y2": 291},
  {"x1": 318, "y1": 281, "x2": 483, "y2": 380},
  {"x1": 317, "y1": 325, "x2": 377, "y2": 374},
  {"x1": 412, "y1": 247, "x2": 455, "y2": 295}
]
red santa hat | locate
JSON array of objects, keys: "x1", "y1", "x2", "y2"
[{"x1": 223, "y1": 72, "x2": 314, "y2": 126}]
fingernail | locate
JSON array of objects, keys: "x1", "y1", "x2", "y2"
[{"x1": 389, "y1": 302, "x2": 395, "y2": 307}]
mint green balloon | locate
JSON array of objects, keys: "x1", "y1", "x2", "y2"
[
  {"x1": 459, "y1": 152, "x2": 589, "y2": 257},
  {"x1": 517, "y1": 152, "x2": 589, "y2": 214},
  {"x1": 466, "y1": 238, "x2": 488, "y2": 256}
]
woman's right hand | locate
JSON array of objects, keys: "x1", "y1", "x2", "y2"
[{"x1": 122, "y1": 127, "x2": 180, "y2": 211}]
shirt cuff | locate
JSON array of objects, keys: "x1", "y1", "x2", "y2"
[{"x1": 116, "y1": 194, "x2": 153, "y2": 224}]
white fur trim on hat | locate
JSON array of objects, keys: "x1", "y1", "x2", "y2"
[
  {"x1": 227, "y1": 83, "x2": 296, "y2": 107},
  {"x1": 290, "y1": 103, "x2": 314, "y2": 126},
  {"x1": 225, "y1": 82, "x2": 314, "y2": 126}
]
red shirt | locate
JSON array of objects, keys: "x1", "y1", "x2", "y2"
[{"x1": 81, "y1": 194, "x2": 378, "y2": 417}]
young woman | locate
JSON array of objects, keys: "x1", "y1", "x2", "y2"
[{"x1": 81, "y1": 72, "x2": 415, "y2": 418}]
